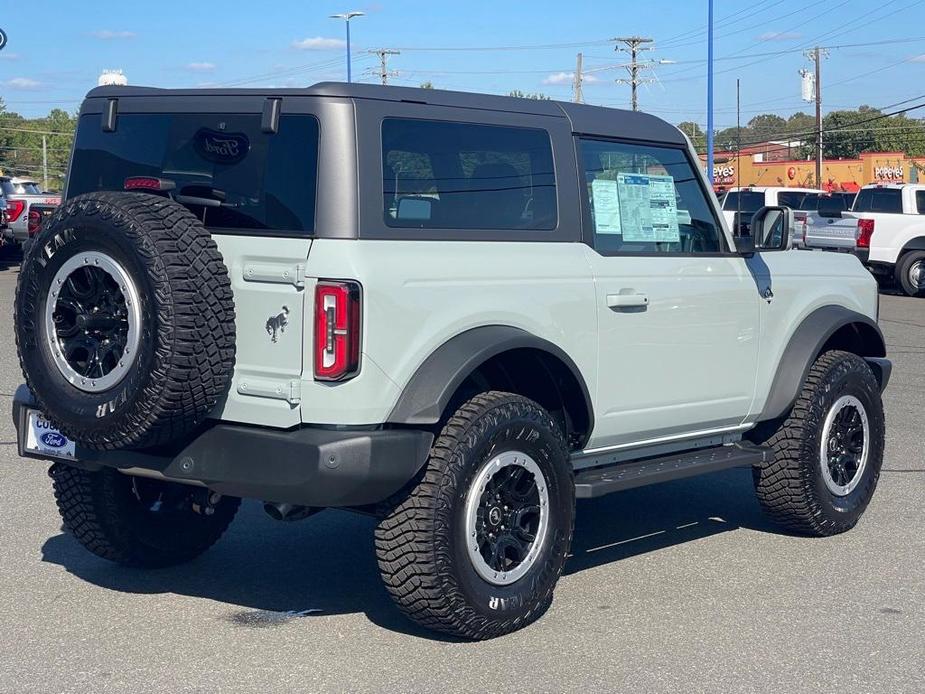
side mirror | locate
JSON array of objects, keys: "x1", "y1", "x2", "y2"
[
  {"x1": 817, "y1": 195, "x2": 845, "y2": 218},
  {"x1": 751, "y1": 205, "x2": 793, "y2": 251}
]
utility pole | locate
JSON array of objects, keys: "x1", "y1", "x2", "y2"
[
  {"x1": 707, "y1": 0, "x2": 714, "y2": 185},
  {"x1": 371, "y1": 48, "x2": 400, "y2": 85},
  {"x1": 805, "y1": 46, "x2": 828, "y2": 188},
  {"x1": 613, "y1": 36, "x2": 654, "y2": 111},
  {"x1": 42, "y1": 135, "x2": 48, "y2": 191},
  {"x1": 572, "y1": 52, "x2": 584, "y2": 103}
]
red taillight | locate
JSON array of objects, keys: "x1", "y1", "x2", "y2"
[
  {"x1": 314, "y1": 280, "x2": 361, "y2": 381},
  {"x1": 124, "y1": 176, "x2": 176, "y2": 192},
  {"x1": 27, "y1": 209, "x2": 41, "y2": 236},
  {"x1": 6, "y1": 199, "x2": 25, "y2": 222},
  {"x1": 857, "y1": 218, "x2": 875, "y2": 249}
]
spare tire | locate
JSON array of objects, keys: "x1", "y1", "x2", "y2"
[{"x1": 15, "y1": 192, "x2": 235, "y2": 450}]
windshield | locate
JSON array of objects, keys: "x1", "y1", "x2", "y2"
[
  {"x1": 722, "y1": 191, "x2": 765, "y2": 213},
  {"x1": 68, "y1": 112, "x2": 319, "y2": 234}
]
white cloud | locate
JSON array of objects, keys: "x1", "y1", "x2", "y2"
[
  {"x1": 910, "y1": 54, "x2": 925, "y2": 62},
  {"x1": 0, "y1": 52, "x2": 21, "y2": 61},
  {"x1": 758, "y1": 31, "x2": 802, "y2": 41},
  {"x1": 3, "y1": 77, "x2": 41, "y2": 90},
  {"x1": 292, "y1": 36, "x2": 346, "y2": 50},
  {"x1": 542, "y1": 71, "x2": 600, "y2": 85},
  {"x1": 186, "y1": 62, "x2": 216, "y2": 72},
  {"x1": 90, "y1": 30, "x2": 136, "y2": 40}
]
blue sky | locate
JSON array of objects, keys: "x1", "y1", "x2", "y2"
[{"x1": 1, "y1": 0, "x2": 924, "y2": 128}]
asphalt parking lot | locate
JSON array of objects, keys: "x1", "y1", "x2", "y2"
[{"x1": 0, "y1": 248, "x2": 922, "y2": 693}]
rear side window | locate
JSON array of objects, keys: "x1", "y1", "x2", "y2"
[
  {"x1": 722, "y1": 191, "x2": 765, "y2": 212},
  {"x1": 916, "y1": 191, "x2": 925, "y2": 215},
  {"x1": 799, "y1": 194, "x2": 821, "y2": 210},
  {"x1": 853, "y1": 188, "x2": 903, "y2": 214},
  {"x1": 382, "y1": 118, "x2": 557, "y2": 230},
  {"x1": 68, "y1": 113, "x2": 319, "y2": 234},
  {"x1": 579, "y1": 138, "x2": 724, "y2": 254},
  {"x1": 777, "y1": 191, "x2": 807, "y2": 209}
]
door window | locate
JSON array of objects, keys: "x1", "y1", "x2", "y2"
[
  {"x1": 916, "y1": 190, "x2": 925, "y2": 215},
  {"x1": 777, "y1": 191, "x2": 807, "y2": 209},
  {"x1": 580, "y1": 138, "x2": 725, "y2": 254}
]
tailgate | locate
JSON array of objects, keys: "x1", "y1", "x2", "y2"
[{"x1": 804, "y1": 214, "x2": 857, "y2": 250}]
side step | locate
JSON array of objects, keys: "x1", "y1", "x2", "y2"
[{"x1": 574, "y1": 443, "x2": 769, "y2": 499}]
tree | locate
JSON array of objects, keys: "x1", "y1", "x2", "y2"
[
  {"x1": 419, "y1": 81, "x2": 434, "y2": 89},
  {"x1": 508, "y1": 90, "x2": 551, "y2": 100},
  {"x1": 677, "y1": 121, "x2": 705, "y2": 150},
  {"x1": 747, "y1": 113, "x2": 787, "y2": 142}
]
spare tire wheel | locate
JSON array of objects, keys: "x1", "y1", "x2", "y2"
[{"x1": 15, "y1": 192, "x2": 235, "y2": 450}]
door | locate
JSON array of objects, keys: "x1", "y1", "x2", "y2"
[{"x1": 577, "y1": 137, "x2": 760, "y2": 450}]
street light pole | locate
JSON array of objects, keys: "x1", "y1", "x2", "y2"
[
  {"x1": 330, "y1": 11, "x2": 364, "y2": 83},
  {"x1": 707, "y1": 0, "x2": 714, "y2": 186}
]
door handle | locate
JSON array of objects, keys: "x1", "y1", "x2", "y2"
[{"x1": 607, "y1": 292, "x2": 649, "y2": 309}]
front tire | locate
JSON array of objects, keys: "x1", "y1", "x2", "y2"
[
  {"x1": 895, "y1": 250, "x2": 925, "y2": 297},
  {"x1": 752, "y1": 351, "x2": 885, "y2": 536},
  {"x1": 375, "y1": 391, "x2": 574, "y2": 640},
  {"x1": 50, "y1": 463, "x2": 240, "y2": 568}
]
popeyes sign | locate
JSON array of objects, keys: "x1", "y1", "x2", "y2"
[
  {"x1": 874, "y1": 165, "x2": 904, "y2": 181},
  {"x1": 713, "y1": 164, "x2": 735, "y2": 183}
]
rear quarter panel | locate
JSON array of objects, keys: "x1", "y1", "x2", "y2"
[{"x1": 299, "y1": 239, "x2": 597, "y2": 426}]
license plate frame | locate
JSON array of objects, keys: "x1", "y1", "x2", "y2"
[{"x1": 22, "y1": 409, "x2": 76, "y2": 460}]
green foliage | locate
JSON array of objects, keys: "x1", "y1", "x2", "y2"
[
  {"x1": 691, "y1": 106, "x2": 925, "y2": 161},
  {"x1": 508, "y1": 90, "x2": 551, "y2": 100},
  {"x1": 0, "y1": 102, "x2": 77, "y2": 191}
]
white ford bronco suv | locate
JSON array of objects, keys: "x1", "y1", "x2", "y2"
[{"x1": 12, "y1": 83, "x2": 890, "y2": 640}]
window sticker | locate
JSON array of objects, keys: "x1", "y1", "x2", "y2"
[
  {"x1": 616, "y1": 173, "x2": 681, "y2": 243},
  {"x1": 591, "y1": 178, "x2": 621, "y2": 234}
]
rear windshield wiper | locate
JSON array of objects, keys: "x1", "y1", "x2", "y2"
[{"x1": 174, "y1": 185, "x2": 231, "y2": 208}]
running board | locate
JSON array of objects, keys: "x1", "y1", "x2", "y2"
[{"x1": 574, "y1": 443, "x2": 769, "y2": 499}]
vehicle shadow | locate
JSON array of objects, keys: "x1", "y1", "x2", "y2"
[
  {"x1": 0, "y1": 245, "x2": 23, "y2": 272},
  {"x1": 40, "y1": 467, "x2": 779, "y2": 641}
]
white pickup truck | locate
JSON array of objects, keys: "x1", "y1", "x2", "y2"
[
  {"x1": 799, "y1": 183, "x2": 925, "y2": 296},
  {"x1": 719, "y1": 186, "x2": 821, "y2": 235}
]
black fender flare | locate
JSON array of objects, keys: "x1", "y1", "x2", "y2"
[
  {"x1": 387, "y1": 325, "x2": 594, "y2": 431},
  {"x1": 759, "y1": 305, "x2": 886, "y2": 421}
]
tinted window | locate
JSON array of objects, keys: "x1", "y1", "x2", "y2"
[
  {"x1": 580, "y1": 138, "x2": 724, "y2": 254},
  {"x1": 777, "y1": 191, "x2": 807, "y2": 209},
  {"x1": 0, "y1": 180, "x2": 14, "y2": 196},
  {"x1": 916, "y1": 191, "x2": 925, "y2": 215},
  {"x1": 68, "y1": 113, "x2": 319, "y2": 233},
  {"x1": 799, "y1": 194, "x2": 821, "y2": 210},
  {"x1": 722, "y1": 191, "x2": 765, "y2": 213},
  {"x1": 382, "y1": 118, "x2": 557, "y2": 230},
  {"x1": 853, "y1": 188, "x2": 902, "y2": 214}
]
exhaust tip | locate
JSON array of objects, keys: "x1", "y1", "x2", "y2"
[{"x1": 263, "y1": 502, "x2": 319, "y2": 522}]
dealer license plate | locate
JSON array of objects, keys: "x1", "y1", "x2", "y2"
[{"x1": 23, "y1": 410, "x2": 76, "y2": 460}]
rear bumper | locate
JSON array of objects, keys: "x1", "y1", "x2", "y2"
[{"x1": 12, "y1": 385, "x2": 433, "y2": 507}]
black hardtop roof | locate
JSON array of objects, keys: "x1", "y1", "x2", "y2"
[{"x1": 84, "y1": 81, "x2": 686, "y2": 145}]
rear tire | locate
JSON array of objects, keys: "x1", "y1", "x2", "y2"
[
  {"x1": 375, "y1": 391, "x2": 574, "y2": 640},
  {"x1": 752, "y1": 351, "x2": 884, "y2": 537},
  {"x1": 50, "y1": 463, "x2": 240, "y2": 568},
  {"x1": 895, "y1": 250, "x2": 925, "y2": 297}
]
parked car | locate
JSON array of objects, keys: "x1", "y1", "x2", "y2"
[
  {"x1": 796, "y1": 184, "x2": 925, "y2": 295},
  {"x1": 12, "y1": 83, "x2": 890, "y2": 640},
  {"x1": 720, "y1": 186, "x2": 822, "y2": 235},
  {"x1": 0, "y1": 176, "x2": 61, "y2": 249},
  {"x1": 795, "y1": 193, "x2": 858, "y2": 251}
]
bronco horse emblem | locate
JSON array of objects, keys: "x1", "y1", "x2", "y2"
[{"x1": 265, "y1": 306, "x2": 290, "y2": 343}]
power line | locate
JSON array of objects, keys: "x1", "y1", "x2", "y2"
[
  {"x1": 613, "y1": 36, "x2": 655, "y2": 112},
  {"x1": 369, "y1": 48, "x2": 400, "y2": 85}
]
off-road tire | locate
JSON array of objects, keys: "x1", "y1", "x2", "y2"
[
  {"x1": 752, "y1": 350, "x2": 885, "y2": 536},
  {"x1": 15, "y1": 192, "x2": 235, "y2": 450},
  {"x1": 50, "y1": 463, "x2": 240, "y2": 568},
  {"x1": 895, "y1": 250, "x2": 925, "y2": 297},
  {"x1": 375, "y1": 391, "x2": 574, "y2": 640}
]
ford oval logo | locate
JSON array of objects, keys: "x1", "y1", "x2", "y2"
[
  {"x1": 193, "y1": 128, "x2": 250, "y2": 165},
  {"x1": 41, "y1": 432, "x2": 67, "y2": 448}
]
